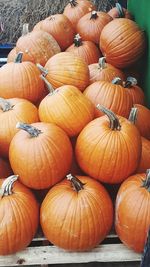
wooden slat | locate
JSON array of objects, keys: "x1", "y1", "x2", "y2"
[{"x1": 0, "y1": 244, "x2": 141, "y2": 266}]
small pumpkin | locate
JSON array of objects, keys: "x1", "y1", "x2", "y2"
[
  {"x1": 123, "y1": 77, "x2": 145, "y2": 105},
  {"x1": 40, "y1": 174, "x2": 113, "y2": 251},
  {"x1": 115, "y1": 170, "x2": 150, "y2": 252},
  {"x1": 108, "y1": 3, "x2": 133, "y2": 19},
  {"x1": 0, "y1": 175, "x2": 39, "y2": 255},
  {"x1": 0, "y1": 158, "x2": 13, "y2": 177}
]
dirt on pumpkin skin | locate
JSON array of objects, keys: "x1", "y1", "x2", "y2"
[{"x1": 0, "y1": 0, "x2": 117, "y2": 44}]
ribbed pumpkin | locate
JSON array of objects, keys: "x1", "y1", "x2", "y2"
[
  {"x1": 39, "y1": 76, "x2": 94, "y2": 137},
  {"x1": 76, "y1": 11, "x2": 112, "y2": 44},
  {"x1": 123, "y1": 77, "x2": 145, "y2": 105},
  {"x1": 38, "y1": 52, "x2": 89, "y2": 91},
  {"x1": 137, "y1": 137, "x2": 150, "y2": 173},
  {"x1": 83, "y1": 77, "x2": 133, "y2": 118},
  {"x1": 89, "y1": 57, "x2": 125, "y2": 84},
  {"x1": 0, "y1": 175, "x2": 39, "y2": 255},
  {"x1": 33, "y1": 14, "x2": 75, "y2": 51},
  {"x1": 9, "y1": 122, "x2": 73, "y2": 189},
  {"x1": 40, "y1": 174, "x2": 113, "y2": 251},
  {"x1": 115, "y1": 170, "x2": 150, "y2": 252},
  {"x1": 108, "y1": 3, "x2": 133, "y2": 19},
  {"x1": 0, "y1": 52, "x2": 46, "y2": 103},
  {"x1": 63, "y1": 0, "x2": 96, "y2": 30},
  {"x1": 100, "y1": 18, "x2": 146, "y2": 68},
  {"x1": 16, "y1": 24, "x2": 61, "y2": 65},
  {"x1": 0, "y1": 97, "x2": 39, "y2": 158},
  {"x1": 0, "y1": 158, "x2": 13, "y2": 177},
  {"x1": 75, "y1": 106, "x2": 142, "y2": 184},
  {"x1": 66, "y1": 34, "x2": 101, "y2": 64}
]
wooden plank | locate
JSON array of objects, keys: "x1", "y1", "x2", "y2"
[{"x1": 0, "y1": 244, "x2": 141, "y2": 266}]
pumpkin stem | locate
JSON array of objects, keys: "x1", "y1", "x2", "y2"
[
  {"x1": 66, "y1": 173, "x2": 85, "y2": 192},
  {"x1": 90, "y1": 11, "x2": 98, "y2": 20},
  {"x1": 98, "y1": 57, "x2": 106, "y2": 70},
  {"x1": 116, "y1": 3, "x2": 125, "y2": 18},
  {"x1": 141, "y1": 228, "x2": 150, "y2": 267},
  {"x1": 0, "y1": 175, "x2": 18, "y2": 197},
  {"x1": 142, "y1": 169, "x2": 150, "y2": 192},
  {"x1": 74, "y1": 34, "x2": 82, "y2": 47},
  {"x1": 36, "y1": 63, "x2": 49, "y2": 77},
  {"x1": 16, "y1": 122, "x2": 42, "y2": 137},
  {"x1": 97, "y1": 105, "x2": 121, "y2": 131},
  {"x1": 0, "y1": 98, "x2": 14, "y2": 112},
  {"x1": 22, "y1": 23, "x2": 29, "y2": 36},
  {"x1": 112, "y1": 77, "x2": 123, "y2": 86},
  {"x1": 124, "y1": 77, "x2": 137, "y2": 88},
  {"x1": 14, "y1": 52, "x2": 23, "y2": 63},
  {"x1": 69, "y1": 0, "x2": 78, "y2": 7},
  {"x1": 40, "y1": 75, "x2": 55, "y2": 95},
  {"x1": 128, "y1": 107, "x2": 138, "y2": 124}
]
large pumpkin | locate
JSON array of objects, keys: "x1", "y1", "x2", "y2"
[
  {"x1": 0, "y1": 97, "x2": 39, "y2": 158},
  {"x1": 75, "y1": 106, "x2": 142, "y2": 184},
  {"x1": 38, "y1": 52, "x2": 89, "y2": 91},
  {"x1": 39, "y1": 76, "x2": 94, "y2": 137},
  {"x1": 100, "y1": 18, "x2": 146, "y2": 68},
  {"x1": 40, "y1": 174, "x2": 113, "y2": 251},
  {"x1": 115, "y1": 170, "x2": 150, "y2": 252},
  {"x1": 0, "y1": 175, "x2": 39, "y2": 255},
  {"x1": 9, "y1": 122, "x2": 73, "y2": 189}
]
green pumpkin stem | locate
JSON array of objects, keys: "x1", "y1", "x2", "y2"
[
  {"x1": 142, "y1": 169, "x2": 150, "y2": 192},
  {"x1": 74, "y1": 34, "x2": 82, "y2": 47},
  {"x1": 0, "y1": 175, "x2": 18, "y2": 197},
  {"x1": 124, "y1": 77, "x2": 137, "y2": 88},
  {"x1": 112, "y1": 77, "x2": 123, "y2": 85},
  {"x1": 66, "y1": 173, "x2": 85, "y2": 192},
  {"x1": 16, "y1": 122, "x2": 42, "y2": 137},
  {"x1": 40, "y1": 75, "x2": 55, "y2": 95},
  {"x1": 97, "y1": 105, "x2": 121, "y2": 131},
  {"x1": 90, "y1": 11, "x2": 98, "y2": 20},
  {"x1": 36, "y1": 63, "x2": 49, "y2": 77},
  {"x1": 69, "y1": 0, "x2": 78, "y2": 7},
  {"x1": 116, "y1": 3, "x2": 125, "y2": 18},
  {"x1": 22, "y1": 23, "x2": 29, "y2": 36},
  {"x1": 14, "y1": 52, "x2": 23, "y2": 63},
  {"x1": 0, "y1": 98, "x2": 14, "y2": 112},
  {"x1": 128, "y1": 107, "x2": 138, "y2": 124},
  {"x1": 98, "y1": 57, "x2": 106, "y2": 70}
]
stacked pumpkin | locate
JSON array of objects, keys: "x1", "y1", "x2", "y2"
[{"x1": 0, "y1": 0, "x2": 149, "y2": 257}]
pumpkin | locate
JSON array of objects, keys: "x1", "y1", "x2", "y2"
[
  {"x1": 0, "y1": 158, "x2": 13, "y2": 177},
  {"x1": 76, "y1": 11, "x2": 112, "y2": 44},
  {"x1": 75, "y1": 106, "x2": 142, "y2": 184},
  {"x1": 40, "y1": 174, "x2": 113, "y2": 251},
  {"x1": 66, "y1": 33, "x2": 101, "y2": 64},
  {"x1": 123, "y1": 77, "x2": 145, "y2": 105},
  {"x1": 115, "y1": 170, "x2": 150, "y2": 252},
  {"x1": 137, "y1": 137, "x2": 150, "y2": 173},
  {"x1": 89, "y1": 57, "x2": 125, "y2": 84},
  {"x1": 100, "y1": 18, "x2": 146, "y2": 68},
  {"x1": 16, "y1": 24, "x2": 61, "y2": 65},
  {"x1": 0, "y1": 52, "x2": 46, "y2": 104},
  {"x1": 7, "y1": 47, "x2": 17, "y2": 63},
  {"x1": 9, "y1": 122, "x2": 73, "y2": 189},
  {"x1": 83, "y1": 77, "x2": 133, "y2": 118},
  {"x1": 37, "y1": 52, "x2": 89, "y2": 91},
  {"x1": 0, "y1": 97, "x2": 39, "y2": 158},
  {"x1": 33, "y1": 14, "x2": 75, "y2": 51},
  {"x1": 39, "y1": 76, "x2": 94, "y2": 137},
  {"x1": 108, "y1": 3, "x2": 133, "y2": 19},
  {"x1": 63, "y1": 0, "x2": 96, "y2": 30},
  {"x1": 0, "y1": 175, "x2": 39, "y2": 255}
]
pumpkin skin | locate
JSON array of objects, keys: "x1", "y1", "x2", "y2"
[
  {"x1": 33, "y1": 14, "x2": 75, "y2": 51},
  {"x1": 0, "y1": 53, "x2": 45, "y2": 103},
  {"x1": 63, "y1": 0, "x2": 96, "y2": 30},
  {"x1": 0, "y1": 175, "x2": 39, "y2": 255},
  {"x1": 132, "y1": 104, "x2": 150, "y2": 140},
  {"x1": 9, "y1": 122, "x2": 73, "y2": 189},
  {"x1": 124, "y1": 79, "x2": 145, "y2": 105},
  {"x1": 39, "y1": 81, "x2": 94, "y2": 137},
  {"x1": 100, "y1": 18, "x2": 146, "y2": 68},
  {"x1": 115, "y1": 172, "x2": 150, "y2": 252},
  {"x1": 0, "y1": 98, "x2": 39, "y2": 158},
  {"x1": 0, "y1": 158, "x2": 13, "y2": 177},
  {"x1": 108, "y1": 3, "x2": 133, "y2": 20},
  {"x1": 40, "y1": 174, "x2": 113, "y2": 251},
  {"x1": 75, "y1": 107, "x2": 142, "y2": 184},
  {"x1": 76, "y1": 11, "x2": 112, "y2": 44},
  {"x1": 40, "y1": 52, "x2": 90, "y2": 91},
  {"x1": 16, "y1": 30, "x2": 61, "y2": 65},
  {"x1": 137, "y1": 137, "x2": 150, "y2": 173}
]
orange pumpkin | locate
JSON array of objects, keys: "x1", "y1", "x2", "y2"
[
  {"x1": 100, "y1": 18, "x2": 146, "y2": 68},
  {"x1": 115, "y1": 170, "x2": 150, "y2": 252},
  {"x1": 0, "y1": 97, "x2": 39, "y2": 158},
  {"x1": 137, "y1": 137, "x2": 150, "y2": 173},
  {"x1": 0, "y1": 175, "x2": 39, "y2": 255},
  {"x1": 123, "y1": 77, "x2": 145, "y2": 105},
  {"x1": 75, "y1": 106, "x2": 142, "y2": 184},
  {"x1": 0, "y1": 158, "x2": 13, "y2": 177},
  {"x1": 9, "y1": 122, "x2": 73, "y2": 189},
  {"x1": 108, "y1": 3, "x2": 133, "y2": 19},
  {"x1": 40, "y1": 174, "x2": 113, "y2": 251}
]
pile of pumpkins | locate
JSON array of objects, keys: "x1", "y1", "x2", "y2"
[{"x1": 0, "y1": 0, "x2": 150, "y2": 259}]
